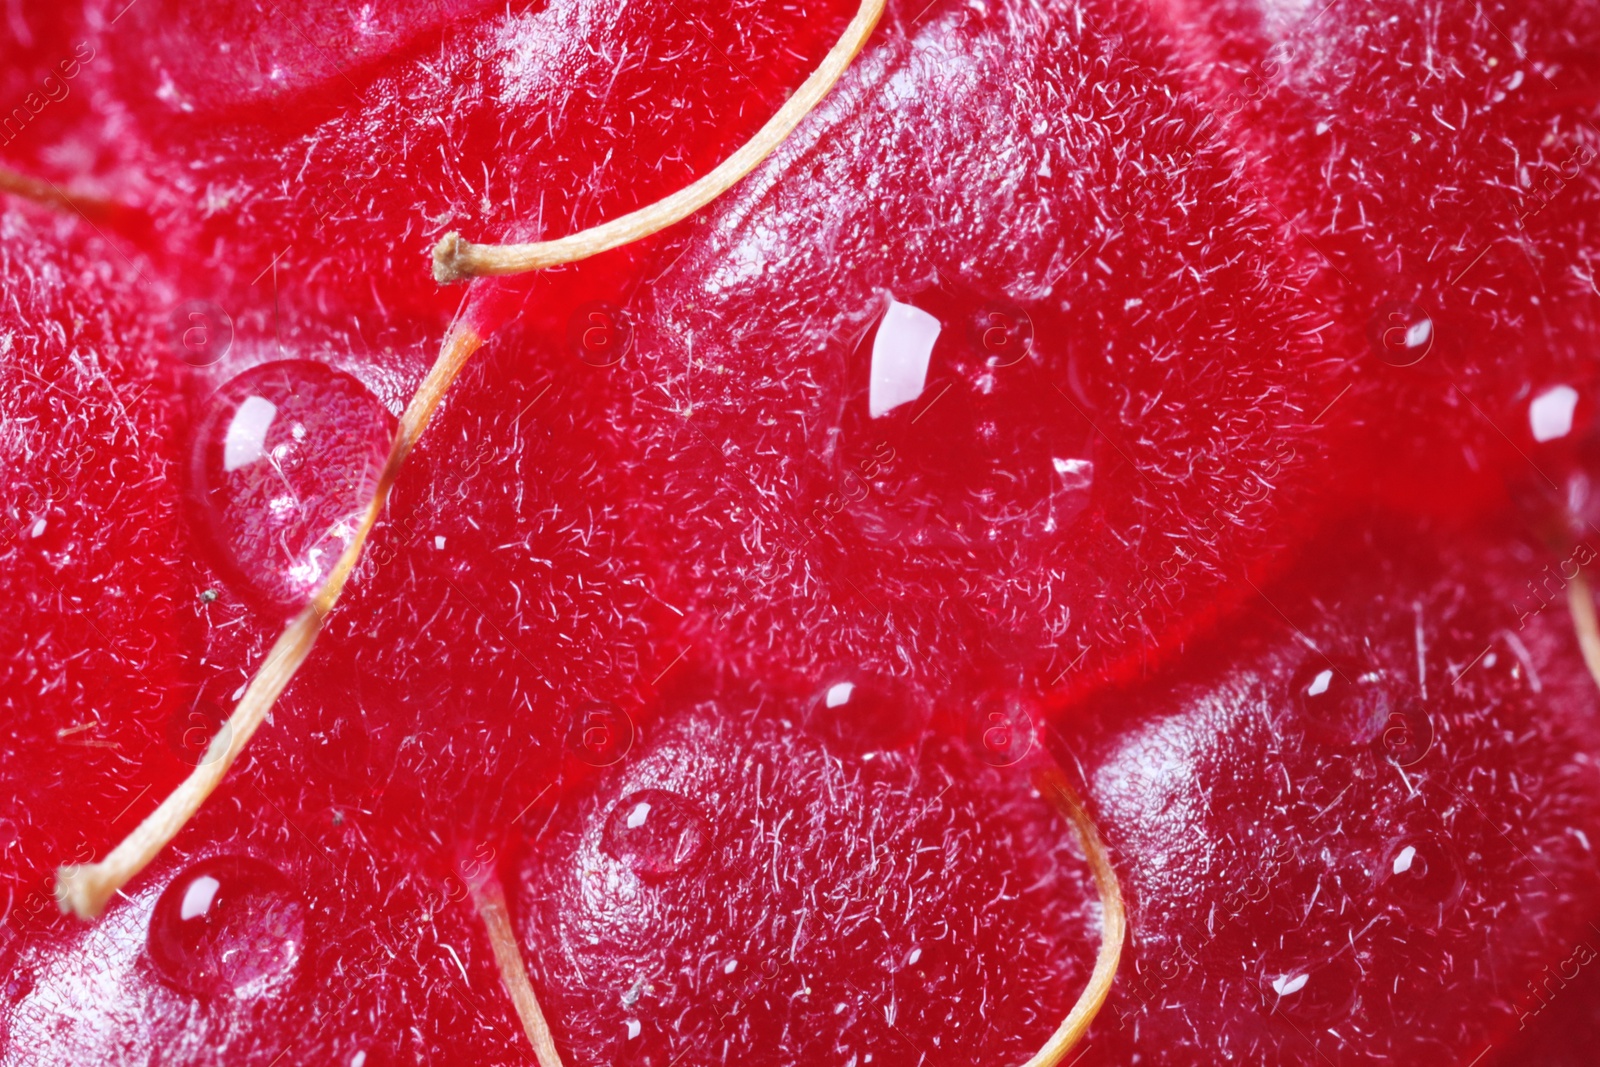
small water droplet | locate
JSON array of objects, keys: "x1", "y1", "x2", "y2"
[
  {"x1": 1290, "y1": 658, "x2": 1390, "y2": 746},
  {"x1": 601, "y1": 790, "x2": 710, "y2": 880},
  {"x1": 148, "y1": 855, "x2": 306, "y2": 998},
  {"x1": 1257, "y1": 951, "x2": 1360, "y2": 1024},
  {"x1": 806, "y1": 674, "x2": 926, "y2": 755},
  {"x1": 191, "y1": 361, "x2": 393, "y2": 611},
  {"x1": 1377, "y1": 833, "x2": 1465, "y2": 924},
  {"x1": 966, "y1": 689, "x2": 1037, "y2": 767},
  {"x1": 1365, "y1": 300, "x2": 1433, "y2": 366},
  {"x1": 3, "y1": 966, "x2": 34, "y2": 1005},
  {"x1": 614, "y1": 1016, "x2": 669, "y2": 1067},
  {"x1": 566, "y1": 303, "x2": 633, "y2": 368},
  {"x1": 565, "y1": 700, "x2": 635, "y2": 767},
  {"x1": 1476, "y1": 630, "x2": 1544, "y2": 692}
]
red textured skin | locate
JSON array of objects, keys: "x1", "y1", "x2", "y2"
[
  {"x1": 78, "y1": 0, "x2": 1337, "y2": 693},
  {"x1": 1161, "y1": 0, "x2": 1600, "y2": 517},
  {"x1": 513, "y1": 677, "x2": 1099, "y2": 1067},
  {"x1": 606, "y1": 0, "x2": 1332, "y2": 696},
  {"x1": 0, "y1": 202, "x2": 198, "y2": 954},
  {"x1": 0, "y1": 0, "x2": 1599, "y2": 1065},
  {"x1": 1487, "y1": 935, "x2": 1600, "y2": 1066},
  {"x1": 100, "y1": 0, "x2": 865, "y2": 325},
  {"x1": 0, "y1": 9, "x2": 100, "y2": 179},
  {"x1": 1055, "y1": 520, "x2": 1600, "y2": 1066}
]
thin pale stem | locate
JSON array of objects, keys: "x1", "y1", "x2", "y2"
[
  {"x1": 1569, "y1": 570, "x2": 1600, "y2": 693},
  {"x1": 471, "y1": 870, "x2": 567, "y2": 1067},
  {"x1": 58, "y1": 0, "x2": 888, "y2": 923},
  {"x1": 430, "y1": 0, "x2": 885, "y2": 284},
  {"x1": 0, "y1": 163, "x2": 119, "y2": 222},
  {"x1": 57, "y1": 323, "x2": 484, "y2": 920},
  {"x1": 1027, "y1": 769, "x2": 1126, "y2": 1067}
]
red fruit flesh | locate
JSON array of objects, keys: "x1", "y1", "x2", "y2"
[
  {"x1": 613, "y1": 0, "x2": 1332, "y2": 695},
  {"x1": 0, "y1": 201, "x2": 195, "y2": 948},
  {"x1": 1055, "y1": 518, "x2": 1600, "y2": 1065},
  {"x1": 1488, "y1": 935, "x2": 1600, "y2": 1066},
  {"x1": 0, "y1": 10, "x2": 99, "y2": 179},
  {"x1": 514, "y1": 676, "x2": 1100, "y2": 1067},
  {"x1": 2, "y1": 0, "x2": 1600, "y2": 1065},
  {"x1": 1161, "y1": 0, "x2": 1600, "y2": 516},
  {"x1": 99, "y1": 0, "x2": 865, "y2": 323},
  {"x1": 87, "y1": 0, "x2": 1337, "y2": 692}
]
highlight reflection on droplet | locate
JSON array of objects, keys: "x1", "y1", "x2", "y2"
[
  {"x1": 601, "y1": 789, "x2": 711, "y2": 880},
  {"x1": 191, "y1": 361, "x2": 394, "y2": 611},
  {"x1": 147, "y1": 855, "x2": 307, "y2": 998}
]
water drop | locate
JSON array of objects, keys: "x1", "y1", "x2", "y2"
[
  {"x1": 1290, "y1": 657, "x2": 1389, "y2": 747},
  {"x1": 1377, "y1": 833, "x2": 1465, "y2": 925},
  {"x1": 1475, "y1": 631, "x2": 1540, "y2": 691},
  {"x1": 805, "y1": 674, "x2": 926, "y2": 755},
  {"x1": 614, "y1": 1016, "x2": 667, "y2": 1066},
  {"x1": 1257, "y1": 951, "x2": 1360, "y2": 1024},
  {"x1": 814, "y1": 286, "x2": 1094, "y2": 554},
  {"x1": 191, "y1": 361, "x2": 393, "y2": 610},
  {"x1": 2, "y1": 966, "x2": 34, "y2": 1005},
  {"x1": 868, "y1": 300, "x2": 939, "y2": 418},
  {"x1": 966, "y1": 689, "x2": 1037, "y2": 767},
  {"x1": 601, "y1": 790, "x2": 710, "y2": 880},
  {"x1": 147, "y1": 855, "x2": 307, "y2": 998},
  {"x1": 565, "y1": 700, "x2": 635, "y2": 767},
  {"x1": 1365, "y1": 300, "x2": 1433, "y2": 366}
]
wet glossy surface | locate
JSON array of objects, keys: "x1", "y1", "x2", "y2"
[{"x1": 2, "y1": 0, "x2": 1600, "y2": 1063}]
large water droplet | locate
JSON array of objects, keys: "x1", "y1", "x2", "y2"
[
  {"x1": 191, "y1": 361, "x2": 393, "y2": 610},
  {"x1": 1377, "y1": 833, "x2": 1465, "y2": 926},
  {"x1": 602, "y1": 790, "x2": 710, "y2": 880},
  {"x1": 806, "y1": 674, "x2": 927, "y2": 755},
  {"x1": 1290, "y1": 657, "x2": 1390, "y2": 747},
  {"x1": 147, "y1": 855, "x2": 307, "y2": 998},
  {"x1": 811, "y1": 287, "x2": 1094, "y2": 554}
]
